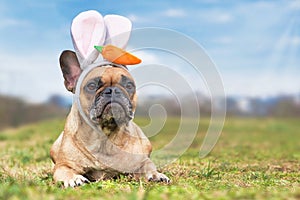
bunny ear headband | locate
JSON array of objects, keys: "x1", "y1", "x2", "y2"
[{"x1": 71, "y1": 10, "x2": 141, "y2": 69}]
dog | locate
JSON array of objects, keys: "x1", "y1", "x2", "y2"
[{"x1": 50, "y1": 49, "x2": 170, "y2": 187}]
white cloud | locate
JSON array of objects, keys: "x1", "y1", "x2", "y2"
[
  {"x1": 214, "y1": 13, "x2": 233, "y2": 23},
  {"x1": 250, "y1": 1, "x2": 276, "y2": 10},
  {"x1": 222, "y1": 71, "x2": 300, "y2": 98},
  {"x1": 283, "y1": 36, "x2": 300, "y2": 46},
  {"x1": 271, "y1": 34, "x2": 300, "y2": 53},
  {"x1": 213, "y1": 36, "x2": 233, "y2": 45},
  {"x1": 126, "y1": 13, "x2": 158, "y2": 25},
  {"x1": 163, "y1": 9, "x2": 186, "y2": 18},
  {"x1": 138, "y1": 52, "x2": 160, "y2": 63},
  {"x1": 287, "y1": 0, "x2": 300, "y2": 11},
  {"x1": 195, "y1": 9, "x2": 234, "y2": 24},
  {"x1": 0, "y1": 18, "x2": 30, "y2": 29},
  {"x1": 127, "y1": 14, "x2": 144, "y2": 23},
  {"x1": 129, "y1": 50, "x2": 161, "y2": 66},
  {"x1": 0, "y1": 51, "x2": 67, "y2": 103}
]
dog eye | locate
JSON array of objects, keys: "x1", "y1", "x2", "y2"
[
  {"x1": 86, "y1": 82, "x2": 97, "y2": 92},
  {"x1": 126, "y1": 82, "x2": 134, "y2": 90}
]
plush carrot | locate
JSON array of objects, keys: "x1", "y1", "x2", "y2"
[{"x1": 94, "y1": 45, "x2": 141, "y2": 65}]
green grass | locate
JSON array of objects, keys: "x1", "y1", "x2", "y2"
[{"x1": 0, "y1": 117, "x2": 299, "y2": 200}]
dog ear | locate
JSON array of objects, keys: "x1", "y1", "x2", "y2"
[{"x1": 59, "y1": 50, "x2": 82, "y2": 93}]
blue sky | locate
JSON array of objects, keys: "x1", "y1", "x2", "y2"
[{"x1": 0, "y1": 0, "x2": 299, "y2": 102}]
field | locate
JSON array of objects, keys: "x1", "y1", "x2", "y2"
[{"x1": 0, "y1": 117, "x2": 299, "y2": 200}]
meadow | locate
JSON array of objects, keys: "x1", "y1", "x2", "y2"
[{"x1": 0, "y1": 117, "x2": 299, "y2": 200}]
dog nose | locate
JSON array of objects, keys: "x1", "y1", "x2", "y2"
[{"x1": 103, "y1": 87, "x2": 122, "y2": 97}]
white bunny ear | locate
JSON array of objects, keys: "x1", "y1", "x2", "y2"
[
  {"x1": 104, "y1": 15, "x2": 132, "y2": 49},
  {"x1": 71, "y1": 10, "x2": 106, "y2": 68}
]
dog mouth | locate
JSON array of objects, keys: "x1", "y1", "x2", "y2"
[{"x1": 90, "y1": 99, "x2": 133, "y2": 130}]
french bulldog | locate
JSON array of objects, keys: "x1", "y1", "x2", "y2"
[
  {"x1": 50, "y1": 51, "x2": 170, "y2": 187},
  {"x1": 50, "y1": 10, "x2": 170, "y2": 188}
]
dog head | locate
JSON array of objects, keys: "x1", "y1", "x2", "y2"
[{"x1": 59, "y1": 50, "x2": 137, "y2": 134}]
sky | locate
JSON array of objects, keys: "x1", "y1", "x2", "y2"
[{"x1": 0, "y1": 0, "x2": 299, "y2": 102}]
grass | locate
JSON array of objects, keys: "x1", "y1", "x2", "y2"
[{"x1": 0, "y1": 117, "x2": 299, "y2": 199}]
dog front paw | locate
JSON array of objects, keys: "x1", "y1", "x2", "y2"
[
  {"x1": 53, "y1": 166, "x2": 90, "y2": 188},
  {"x1": 63, "y1": 174, "x2": 90, "y2": 188},
  {"x1": 147, "y1": 172, "x2": 171, "y2": 183}
]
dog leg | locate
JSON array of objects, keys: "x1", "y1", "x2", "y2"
[
  {"x1": 146, "y1": 171, "x2": 170, "y2": 183},
  {"x1": 53, "y1": 166, "x2": 90, "y2": 188},
  {"x1": 50, "y1": 132, "x2": 63, "y2": 163},
  {"x1": 136, "y1": 158, "x2": 170, "y2": 183}
]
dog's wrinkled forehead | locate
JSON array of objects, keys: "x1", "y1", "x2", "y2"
[{"x1": 81, "y1": 65, "x2": 134, "y2": 86}]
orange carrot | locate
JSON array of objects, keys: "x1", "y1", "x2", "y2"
[{"x1": 94, "y1": 45, "x2": 141, "y2": 65}]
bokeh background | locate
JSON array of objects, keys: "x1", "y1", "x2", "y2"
[{"x1": 0, "y1": 0, "x2": 299, "y2": 130}]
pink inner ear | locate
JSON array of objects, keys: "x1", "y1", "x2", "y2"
[
  {"x1": 71, "y1": 10, "x2": 106, "y2": 59},
  {"x1": 81, "y1": 19, "x2": 97, "y2": 56}
]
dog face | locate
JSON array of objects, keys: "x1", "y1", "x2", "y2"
[
  {"x1": 59, "y1": 50, "x2": 137, "y2": 133},
  {"x1": 81, "y1": 67, "x2": 137, "y2": 132}
]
